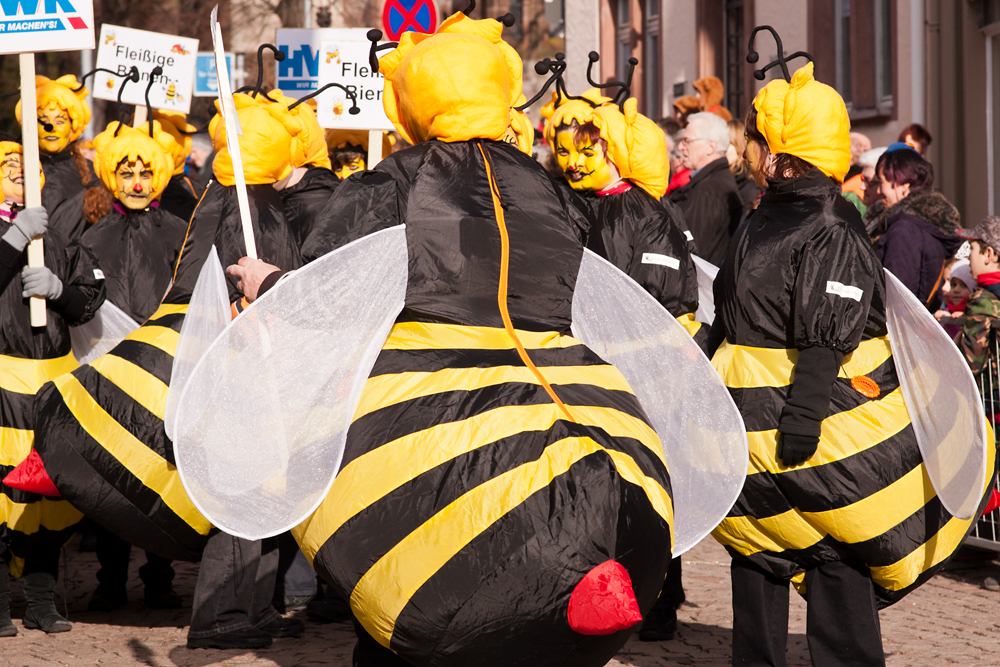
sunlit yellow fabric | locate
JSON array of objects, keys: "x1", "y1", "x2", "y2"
[
  {"x1": 268, "y1": 90, "x2": 333, "y2": 170},
  {"x1": 378, "y1": 12, "x2": 523, "y2": 146},
  {"x1": 752, "y1": 62, "x2": 851, "y2": 183},
  {"x1": 209, "y1": 93, "x2": 300, "y2": 186},
  {"x1": 0, "y1": 352, "x2": 76, "y2": 395},
  {"x1": 15, "y1": 75, "x2": 91, "y2": 143},
  {"x1": 541, "y1": 89, "x2": 668, "y2": 199},
  {"x1": 507, "y1": 94, "x2": 534, "y2": 154},
  {"x1": 92, "y1": 122, "x2": 172, "y2": 201},
  {"x1": 0, "y1": 141, "x2": 45, "y2": 192},
  {"x1": 148, "y1": 110, "x2": 195, "y2": 176}
]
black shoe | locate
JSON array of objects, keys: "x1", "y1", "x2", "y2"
[
  {"x1": 638, "y1": 606, "x2": 677, "y2": 642},
  {"x1": 186, "y1": 628, "x2": 273, "y2": 649},
  {"x1": 259, "y1": 616, "x2": 305, "y2": 638},
  {"x1": 306, "y1": 595, "x2": 353, "y2": 624},
  {"x1": 88, "y1": 585, "x2": 127, "y2": 612},
  {"x1": 144, "y1": 587, "x2": 183, "y2": 610}
]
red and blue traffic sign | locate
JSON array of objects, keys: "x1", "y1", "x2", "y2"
[{"x1": 381, "y1": 0, "x2": 438, "y2": 41}]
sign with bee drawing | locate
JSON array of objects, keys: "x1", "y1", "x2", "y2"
[
  {"x1": 94, "y1": 24, "x2": 198, "y2": 113},
  {"x1": 316, "y1": 38, "x2": 394, "y2": 131}
]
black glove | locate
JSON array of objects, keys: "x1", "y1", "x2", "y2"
[{"x1": 777, "y1": 433, "x2": 820, "y2": 466}]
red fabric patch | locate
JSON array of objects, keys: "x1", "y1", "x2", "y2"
[
  {"x1": 3, "y1": 449, "x2": 61, "y2": 498},
  {"x1": 68, "y1": 16, "x2": 89, "y2": 29},
  {"x1": 567, "y1": 559, "x2": 642, "y2": 635},
  {"x1": 985, "y1": 489, "x2": 1000, "y2": 515},
  {"x1": 977, "y1": 271, "x2": 1000, "y2": 287},
  {"x1": 594, "y1": 181, "x2": 634, "y2": 198}
]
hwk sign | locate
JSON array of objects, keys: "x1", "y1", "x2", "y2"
[
  {"x1": 0, "y1": 0, "x2": 95, "y2": 54},
  {"x1": 381, "y1": 0, "x2": 438, "y2": 41}
]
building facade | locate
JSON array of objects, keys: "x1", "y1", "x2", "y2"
[{"x1": 565, "y1": 0, "x2": 1000, "y2": 225}]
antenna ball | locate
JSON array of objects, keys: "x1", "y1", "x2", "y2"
[
  {"x1": 555, "y1": 52, "x2": 565, "y2": 61},
  {"x1": 500, "y1": 13, "x2": 515, "y2": 26},
  {"x1": 588, "y1": 51, "x2": 600, "y2": 62},
  {"x1": 534, "y1": 60, "x2": 550, "y2": 75},
  {"x1": 151, "y1": 65, "x2": 163, "y2": 76},
  {"x1": 274, "y1": 51, "x2": 286, "y2": 61},
  {"x1": 367, "y1": 29, "x2": 383, "y2": 41},
  {"x1": 349, "y1": 106, "x2": 360, "y2": 115},
  {"x1": 746, "y1": 51, "x2": 759, "y2": 64},
  {"x1": 628, "y1": 57, "x2": 638, "y2": 65},
  {"x1": 754, "y1": 70, "x2": 766, "y2": 81}
]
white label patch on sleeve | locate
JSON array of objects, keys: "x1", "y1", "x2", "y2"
[
  {"x1": 641, "y1": 253, "x2": 680, "y2": 270},
  {"x1": 826, "y1": 280, "x2": 863, "y2": 302},
  {"x1": 93, "y1": 269, "x2": 105, "y2": 280},
  {"x1": 684, "y1": 230, "x2": 694, "y2": 241}
]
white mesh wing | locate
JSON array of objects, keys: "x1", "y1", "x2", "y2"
[
  {"x1": 571, "y1": 249, "x2": 748, "y2": 555},
  {"x1": 70, "y1": 301, "x2": 141, "y2": 365},
  {"x1": 164, "y1": 246, "x2": 231, "y2": 442},
  {"x1": 692, "y1": 255, "x2": 719, "y2": 326},
  {"x1": 173, "y1": 226, "x2": 409, "y2": 540},
  {"x1": 884, "y1": 268, "x2": 988, "y2": 519}
]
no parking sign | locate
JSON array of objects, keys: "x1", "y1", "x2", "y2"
[{"x1": 381, "y1": 0, "x2": 438, "y2": 41}]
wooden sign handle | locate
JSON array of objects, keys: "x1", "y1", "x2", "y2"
[
  {"x1": 133, "y1": 104, "x2": 148, "y2": 128},
  {"x1": 367, "y1": 130, "x2": 383, "y2": 168},
  {"x1": 19, "y1": 53, "x2": 46, "y2": 328}
]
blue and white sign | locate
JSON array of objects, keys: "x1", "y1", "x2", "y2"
[
  {"x1": 276, "y1": 28, "x2": 368, "y2": 99},
  {"x1": 0, "y1": 0, "x2": 95, "y2": 54},
  {"x1": 194, "y1": 51, "x2": 231, "y2": 97}
]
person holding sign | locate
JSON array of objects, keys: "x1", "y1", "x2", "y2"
[
  {"x1": 14, "y1": 75, "x2": 97, "y2": 240},
  {"x1": 150, "y1": 110, "x2": 200, "y2": 222},
  {"x1": 0, "y1": 141, "x2": 105, "y2": 636}
]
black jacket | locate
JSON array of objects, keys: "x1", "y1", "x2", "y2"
[
  {"x1": 0, "y1": 222, "x2": 105, "y2": 359},
  {"x1": 668, "y1": 156, "x2": 743, "y2": 264},
  {"x1": 581, "y1": 184, "x2": 698, "y2": 318},
  {"x1": 79, "y1": 205, "x2": 188, "y2": 323},
  {"x1": 280, "y1": 166, "x2": 340, "y2": 252},
  {"x1": 41, "y1": 149, "x2": 97, "y2": 241},
  {"x1": 158, "y1": 174, "x2": 200, "y2": 224}
]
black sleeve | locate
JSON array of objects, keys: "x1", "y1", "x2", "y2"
[
  {"x1": 48, "y1": 238, "x2": 106, "y2": 326},
  {"x1": 258, "y1": 270, "x2": 284, "y2": 298},
  {"x1": 0, "y1": 238, "x2": 23, "y2": 295},
  {"x1": 778, "y1": 346, "x2": 844, "y2": 437},
  {"x1": 792, "y1": 221, "x2": 877, "y2": 352},
  {"x1": 624, "y1": 211, "x2": 699, "y2": 318},
  {"x1": 300, "y1": 170, "x2": 402, "y2": 263}
]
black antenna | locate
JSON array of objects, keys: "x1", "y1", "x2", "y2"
[
  {"x1": 73, "y1": 68, "x2": 120, "y2": 92},
  {"x1": 366, "y1": 29, "x2": 398, "y2": 75},
  {"x1": 143, "y1": 66, "x2": 163, "y2": 138},
  {"x1": 463, "y1": 0, "x2": 475, "y2": 15},
  {"x1": 586, "y1": 51, "x2": 631, "y2": 110},
  {"x1": 287, "y1": 82, "x2": 360, "y2": 114},
  {"x1": 252, "y1": 44, "x2": 286, "y2": 101},
  {"x1": 515, "y1": 54, "x2": 597, "y2": 112},
  {"x1": 614, "y1": 57, "x2": 638, "y2": 106},
  {"x1": 114, "y1": 66, "x2": 141, "y2": 137},
  {"x1": 497, "y1": 13, "x2": 515, "y2": 26},
  {"x1": 746, "y1": 25, "x2": 812, "y2": 82}
]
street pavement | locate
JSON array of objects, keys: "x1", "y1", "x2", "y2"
[{"x1": 4, "y1": 534, "x2": 999, "y2": 666}]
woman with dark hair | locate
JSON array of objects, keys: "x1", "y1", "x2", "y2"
[
  {"x1": 709, "y1": 62, "x2": 992, "y2": 667},
  {"x1": 873, "y1": 144, "x2": 961, "y2": 311}
]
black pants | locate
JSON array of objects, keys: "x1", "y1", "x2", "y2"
[
  {"x1": 94, "y1": 524, "x2": 174, "y2": 592},
  {"x1": 651, "y1": 556, "x2": 685, "y2": 611},
  {"x1": 274, "y1": 532, "x2": 317, "y2": 601},
  {"x1": 353, "y1": 618, "x2": 414, "y2": 667},
  {"x1": 731, "y1": 558, "x2": 884, "y2": 667},
  {"x1": 187, "y1": 532, "x2": 280, "y2": 639}
]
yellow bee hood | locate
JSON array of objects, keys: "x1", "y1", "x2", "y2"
[
  {"x1": 507, "y1": 94, "x2": 534, "y2": 155},
  {"x1": 542, "y1": 89, "x2": 668, "y2": 199},
  {"x1": 0, "y1": 141, "x2": 45, "y2": 192},
  {"x1": 269, "y1": 90, "x2": 333, "y2": 170},
  {"x1": 209, "y1": 93, "x2": 301, "y2": 186},
  {"x1": 752, "y1": 62, "x2": 851, "y2": 183},
  {"x1": 92, "y1": 122, "x2": 173, "y2": 201},
  {"x1": 378, "y1": 12, "x2": 523, "y2": 146},
  {"x1": 15, "y1": 75, "x2": 92, "y2": 143},
  {"x1": 146, "y1": 110, "x2": 195, "y2": 176}
]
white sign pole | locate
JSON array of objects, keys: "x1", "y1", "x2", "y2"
[
  {"x1": 19, "y1": 54, "x2": 46, "y2": 327},
  {"x1": 133, "y1": 104, "x2": 147, "y2": 128},
  {"x1": 367, "y1": 130, "x2": 383, "y2": 168},
  {"x1": 211, "y1": 5, "x2": 256, "y2": 260}
]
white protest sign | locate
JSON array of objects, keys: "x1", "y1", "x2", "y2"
[
  {"x1": 276, "y1": 28, "x2": 368, "y2": 98},
  {"x1": 316, "y1": 39, "x2": 393, "y2": 131},
  {"x1": 93, "y1": 24, "x2": 198, "y2": 113},
  {"x1": 0, "y1": 0, "x2": 94, "y2": 54}
]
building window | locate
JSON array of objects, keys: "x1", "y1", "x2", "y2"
[
  {"x1": 508, "y1": 0, "x2": 524, "y2": 40},
  {"x1": 724, "y1": 0, "x2": 745, "y2": 118},
  {"x1": 616, "y1": 0, "x2": 632, "y2": 84},
  {"x1": 874, "y1": 0, "x2": 893, "y2": 111},
  {"x1": 835, "y1": 0, "x2": 853, "y2": 105},
  {"x1": 644, "y1": 0, "x2": 660, "y2": 119}
]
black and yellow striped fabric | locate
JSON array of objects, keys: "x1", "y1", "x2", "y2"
[
  {"x1": 294, "y1": 321, "x2": 674, "y2": 667},
  {"x1": 1, "y1": 352, "x2": 83, "y2": 576},
  {"x1": 711, "y1": 337, "x2": 997, "y2": 606},
  {"x1": 32, "y1": 303, "x2": 212, "y2": 562}
]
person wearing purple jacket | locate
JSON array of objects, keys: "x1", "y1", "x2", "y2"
[{"x1": 874, "y1": 143, "x2": 962, "y2": 311}]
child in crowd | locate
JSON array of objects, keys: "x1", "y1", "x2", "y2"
[
  {"x1": 955, "y1": 218, "x2": 1000, "y2": 375},
  {"x1": 934, "y1": 259, "x2": 975, "y2": 339}
]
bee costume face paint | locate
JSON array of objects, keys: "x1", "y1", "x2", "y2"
[{"x1": 167, "y1": 9, "x2": 747, "y2": 667}]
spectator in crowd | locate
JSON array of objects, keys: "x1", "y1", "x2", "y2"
[
  {"x1": 693, "y1": 76, "x2": 733, "y2": 121},
  {"x1": 841, "y1": 132, "x2": 873, "y2": 215},
  {"x1": 934, "y1": 259, "x2": 974, "y2": 339},
  {"x1": 657, "y1": 116, "x2": 682, "y2": 137},
  {"x1": 669, "y1": 112, "x2": 743, "y2": 264},
  {"x1": 874, "y1": 143, "x2": 962, "y2": 311},
  {"x1": 850, "y1": 131, "x2": 872, "y2": 167},
  {"x1": 672, "y1": 96, "x2": 700, "y2": 127},
  {"x1": 858, "y1": 146, "x2": 889, "y2": 231},
  {"x1": 666, "y1": 129, "x2": 690, "y2": 195},
  {"x1": 185, "y1": 133, "x2": 214, "y2": 195},
  {"x1": 899, "y1": 123, "x2": 933, "y2": 156},
  {"x1": 955, "y1": 218, "x2": 1000, "y2": 375},
  {"x1": 726, "y1": 119, "x2": 762, "y2": 220}
]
